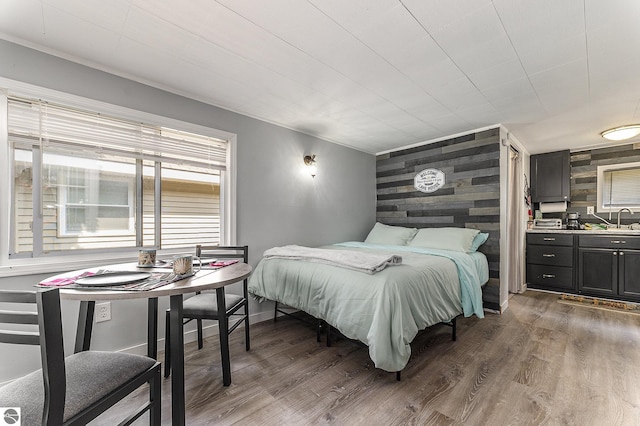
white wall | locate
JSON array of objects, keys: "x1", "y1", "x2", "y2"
[{"x1": 0, "y1": 40, "x2": 376, "y2": 382}]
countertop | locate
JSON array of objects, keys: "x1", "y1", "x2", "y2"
[{"x1": 527, "y1": 228, "x2": 640, "y2": 235}]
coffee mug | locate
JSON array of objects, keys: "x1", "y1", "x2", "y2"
[
  {"x1": 138, "y1": 249, "x2": 156, "y2": 266},
  {"x1": 173, "y1": 255, "x2": 201, "y2": 277}
]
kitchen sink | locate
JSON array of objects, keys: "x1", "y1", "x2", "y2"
[
  {"x1": 585, "y1": 222, "x2": 640, "y2": 235},
  {"x1": 583, "y1": 223, "x2": 640, "y2": 232}
]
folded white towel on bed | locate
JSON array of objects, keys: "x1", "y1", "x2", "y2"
[{"x1": 263, "y1": 245, "x2": 402, "y2": 274}]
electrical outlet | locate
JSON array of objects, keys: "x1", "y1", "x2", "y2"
[
  {"x1": 587, "y1": 206, "x2": 595, "y2": 215},
  {"x1": 96, "y1": 302, "x2": 111, "y2": 322}
]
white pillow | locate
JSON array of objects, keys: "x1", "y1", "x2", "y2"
[
  {"x1": 364, "y1": 222, "x2": 417, "y2": 246},
  {"x1": 408, "y1": 227, "x2": 480, "y2": 253}
]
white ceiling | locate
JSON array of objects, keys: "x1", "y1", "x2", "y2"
[{"x1": 1, "y1": 0, "x2": 640, "y2": 155}]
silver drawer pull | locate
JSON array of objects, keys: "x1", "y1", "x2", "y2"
[
  {"x1": 542, "y1": 274, "x2": 556, "y2": 279},
  {"x1": 610, "y1": 240, "x2": 626, "y2": 244},
  {"x1": 542, "y1": 254, "x2": 555, "y2": 257},
  {"x1": 543, "y1": 238, "x2": 556, "y2": 241}
]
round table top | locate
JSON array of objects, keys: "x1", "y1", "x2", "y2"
[{"x1": 47, "y1": 262, "x2": 252, "y2": 301}]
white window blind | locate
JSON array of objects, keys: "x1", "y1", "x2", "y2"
[
  {"x1": 7, "y1": 96, "x2": 228, "y2": 171},
  {"x1": 602, "y1": 167, "x2": 640, "y2": 207}
]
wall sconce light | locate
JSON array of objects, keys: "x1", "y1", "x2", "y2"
[
  {"x1": 601, "y1": 124, "x2": 640, "y2": 141},
  {"x1": 303, "y1": 154, "x2": 317, "y2": 178}
]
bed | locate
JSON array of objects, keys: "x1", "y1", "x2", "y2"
[{"x1": 248, "y1": 224, "x2": 489, "y2": 373}]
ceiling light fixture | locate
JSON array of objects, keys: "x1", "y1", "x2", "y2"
[{"x1": 601, "y1": 125, "x2": 640, "y2": 141}]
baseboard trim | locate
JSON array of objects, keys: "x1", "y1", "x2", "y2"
[{"x1": 120, "y1": 309, "x2": 278, "y2": 356}]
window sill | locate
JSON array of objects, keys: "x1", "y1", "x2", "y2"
[
  {"x1": 0, "y1": 256, "x2": 132, "y2": 279},
  {"x1": 0, "y1": 249, "x2": 188, "y2": 278}
]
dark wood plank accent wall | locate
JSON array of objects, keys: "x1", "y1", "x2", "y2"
[
  {"x1": 375, "y1": 128, "x2": 501, "y2": 301},
  {"x1": 570, "y1": 142, "x2": 640, "y2": 223}
]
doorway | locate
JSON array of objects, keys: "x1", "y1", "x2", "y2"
[{"x1": 507, "y1": 146, "x2": 525, "y2": 294}]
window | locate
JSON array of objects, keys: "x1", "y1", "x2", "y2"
[
  {"x1": 58, "y1": 161, "x2": 134, "y2": 236},
  {"x1": 5, "y1": 94, "x2": 234, "y2": 262},
  {"x1": 597, "y1": 162, "x2": 640, "y2": 212}
]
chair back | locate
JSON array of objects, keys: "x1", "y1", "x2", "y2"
[
  {"x1": 195, "y1": 245, "x2": 248, "y2": 263},
  {"x1": 0, "y1": 288, "x2": 66, "y2": 425},
  {"x1": 196, "y1": 245, "x2": 249, "y2": 293}
]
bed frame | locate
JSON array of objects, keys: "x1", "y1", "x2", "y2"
[
  {"x1": 325, "y1": 315, "x2": 459, "y2": 381},
  {"x1": 275, "y1": 299, "x2": 459, "y2": 381}
]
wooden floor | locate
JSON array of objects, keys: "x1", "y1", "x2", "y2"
[{"x1": 96, "y1": 290, "x2": 640, "y2": 425}]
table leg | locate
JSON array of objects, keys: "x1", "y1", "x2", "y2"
[
  {"x1": 147, "y1": 298, "x2": 158, "y2": 359},
  {"x1": 216, "y1": 287, "x2": 231, "y2": 386},
  {"x1": 169, "y1": 294, "x2": 185, "y2": 426},
  {"x1": 74, "y1": 300, "x2": 95, "y2": 353}
]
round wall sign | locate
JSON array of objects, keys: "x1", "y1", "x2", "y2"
[{"x1": 414, "y1": 168, "x2": 445, "y2": 193}]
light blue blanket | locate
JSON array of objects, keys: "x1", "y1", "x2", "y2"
[
  {"x1": 336, "y1": 242, "x2": 486, "y2": 319},
  {"x1": 249, "y1": 242, "x2": 488, "y2": 371}
]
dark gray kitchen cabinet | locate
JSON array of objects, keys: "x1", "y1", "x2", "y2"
[
  {"x1": 620, "y1": 250, "x2": 640, "y2": 300},
  {"x1": 578, "y1": 248, "x2": 616, "y2": 296},
  {"x1": 526, "y1": 233, "x2": 575, "y2": 291},
  {"x1": 578, "y1": 235, "x2": 640, "y2": 302},
  {"x1": 530, "y1": 150, "x2": 570, "y2": 203}
]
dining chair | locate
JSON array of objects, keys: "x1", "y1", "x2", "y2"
[
  {"x1": 0, "y1": 287, "x2": 161, "y2": 426},
  {"x1": 163, "y1": 245, "x2": 250, "y2": 377}
]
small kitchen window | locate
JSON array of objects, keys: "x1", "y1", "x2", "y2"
[{"x1": 596, "y1": 161, "x2": 640, "y2": 212}]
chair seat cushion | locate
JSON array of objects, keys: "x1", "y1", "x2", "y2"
[
  {"x1": 183, "y1": 293, "x2": 245, "y2": 317},
  {"x1": 0, "y1": 351, "x2": 158, "y2": 425}
]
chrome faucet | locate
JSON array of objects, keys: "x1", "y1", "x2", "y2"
[{"x1": 617, "y1": 208, "x2": 634, "y2": 228}]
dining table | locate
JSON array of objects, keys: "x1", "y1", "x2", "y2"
[{"x1": 41, "y1": 260, "x2": 252, "y2": 426}]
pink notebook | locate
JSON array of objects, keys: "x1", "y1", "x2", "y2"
[
  {"x1": 39, "y1": 272, "x2": 96, "y2": 287},
  {"x1": 209, "y1": 259, "x2": 239, "y2": 267}
]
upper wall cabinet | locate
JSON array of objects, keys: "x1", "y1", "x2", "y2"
[{"x1": 531, "y1": 150, "x2": 570, "y2": 203}]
